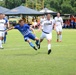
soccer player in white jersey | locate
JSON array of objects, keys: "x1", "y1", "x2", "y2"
[
  {"x1": 3, "y1": 14, "x2": 9, "y2": 43},
  {"x1": 0, "y1": 13, "x2": 6, "y2": 49},
  {"x1": 54, "y1": 13, "x2": 63, "y2": 42},
  {"x1": 40, "y1": 14, "x2": 54, "y2": 54}
]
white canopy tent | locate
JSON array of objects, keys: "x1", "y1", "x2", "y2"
[{"x1": 40, "y1": 8, "x2": 57, "y2": 15}]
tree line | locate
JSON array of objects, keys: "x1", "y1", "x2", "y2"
[{"x1": 0, "y1": 0, "x2": 76, "y2": 15}]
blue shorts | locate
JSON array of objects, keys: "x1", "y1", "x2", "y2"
[{"x1": 24, "y1": 33, "x2": 36, "y2": 41}]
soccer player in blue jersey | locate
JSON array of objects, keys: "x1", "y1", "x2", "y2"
[{"x1": 6, "y1": 19, "x2": 40, "y2": 50}]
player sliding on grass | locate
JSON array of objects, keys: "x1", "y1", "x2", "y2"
[{"x1": 6, "y1": 19, "x2": 40, "y2": 50}]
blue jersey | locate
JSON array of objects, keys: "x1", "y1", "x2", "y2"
[
  {"x1": 14, "y1": 24, "x2": 32, "y2": 36},
  {"x1": 3, "y1": 18, "x2": 8, "y2": 24}
]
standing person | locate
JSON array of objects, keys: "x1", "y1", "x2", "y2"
[
  {"x1": 3, "y1": 14, "x2": 9, "y2": 43},
  {"x1": 39, "y1": 14, "x2": 54, "y2": 55},
  {"x1": 40, "y1": 15, "x2": 46, "y2": 24},
  {"x1": 54, "y1": 13, "x2": 63, "y2": 42},
  {"x1": 0, "y1": 13, "x2": 6, "y2": 49},
  {"x1": 32, "y1": 19, "x2": 37, "y2": 29},
  {"x1": 6, "y1": 19, "x2": 40, "y2": 50}
]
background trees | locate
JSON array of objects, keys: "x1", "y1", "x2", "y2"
[{"x1": 0, "y1": 0, "x2": 76, "y2": 15}]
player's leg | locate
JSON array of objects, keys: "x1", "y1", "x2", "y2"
[
  {"x1": 4, "y1": 35, "x2": 6, "y2": 43},
  {"x1": 0, "y1": 32, "x2": 4, "y2": 49},
  {"x1": 55, "y1": 27, "x2": 59, "y2": 42},
  {"x1": 46, "y1": 33, "x2": 52, "y2": 54},
  {"x1": 24, "y1": 37, "x2": 37, "y2": 50},
  {"x1": 35, "y1": 37, "x2": 40, "y2": 49},
  {"x1": 39, "y1": 32, "x2": 45, "y2": 49},
  {"x1": 56, "y1": 31, "x2": 60, "y2": 42},
  {"x1": 27, "y1": 33, "x2": 40, "y2": 49},
  {"x1": 40, "y1": 32, "x2": 45, "y2": 43},
  {"x1": 59, "y1": 27, "x2": 62, "y2": 42},
  {"x1": 59, "y1": 31, "x2": 62, "y2": 42},
  {"x1": 4, "y1": 32, "x2": 7, "y2": 43}
]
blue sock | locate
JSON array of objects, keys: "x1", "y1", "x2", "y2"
[{"x1": 29, "y1": 42, "x2": 34, "y2": 48}]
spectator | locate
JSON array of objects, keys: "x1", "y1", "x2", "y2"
[
  {"x1": 74, "y1": 15, "x2": 76, "y2": 28},
  {"x1": 67, "y1": 19, "x2": 71, "y2": 28},
  {"x1": 70, "y1": 15, "x2": 74, "y2": 28},
  {"x1": 32, "y1": 19, "x2": 38, "y2": 29}
]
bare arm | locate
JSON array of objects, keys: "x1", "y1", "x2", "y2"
[
  {"x1": 6, "y1": 26, "x2": 15, "y2": 32},
  {"x1": 30, "y1": 27, "x2": 35, "y2": 35}
]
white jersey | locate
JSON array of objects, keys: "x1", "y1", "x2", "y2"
[
  {"x1": 0, "y1": 19, "x2": 6, "y2": 31},
  {"x1": 41, "y1": 19, "x2": 54, "y2": 33},
  {"x1": 54, "y1": 17, "x2": 63, "y2": 26}
]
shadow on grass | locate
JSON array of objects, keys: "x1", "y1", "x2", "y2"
[
  {"x1": 4, "y1": 51, "x2": 47, "y2": 57},
  {"x1": 13, "y1": 52, "x2": 47, "y2": 56}
]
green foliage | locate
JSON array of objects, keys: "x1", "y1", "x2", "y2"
[
  {"x1": 44, "y1": 0, "x2": 76, "y2": 14},
  {"x1": 0, "y1": 0, "x2": 76, "y2": 14},
  {"x1": 5, "y1": 0, "x2": 22, "y2": 9},
  {"x1": 0, "y1": 0, "x2": 5, "y2": 7}
]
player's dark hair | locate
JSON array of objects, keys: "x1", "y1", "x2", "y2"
[{"x1": 18, "y1": 19, "x2": 24, "y2": 23}]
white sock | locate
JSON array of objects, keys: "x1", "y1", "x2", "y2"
[
  {"x1": 0, "y1": 40, "x2": 2, "y2": 48},
  {"x1": 57, "y1": 34, "x2": 59, "y2": 40},
  {"x1": 48, "y1": 44, "x2": 51, "y2": 50},
  {"x1": 59, "y1": 34, "x2": 62, "y2": 41}
]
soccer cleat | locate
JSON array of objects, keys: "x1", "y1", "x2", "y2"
[
  {"x1": 48, "y1": 49, "x2": 51, "y2": 55},
  {"x1": 33, "y1": 46, "x2": 37, "y2": 50},
  {"x1": 0, "y1": 47, "x2": 4, "y2": 49},
  {"x1": 37, "y1": 43, "x2": 40, "y2": 49},
  {"x1": 35, "y1": 41, "x2": 40, "y2": 49},
  {"x1": 57, "y1": 39, "x2": 59, "y2": 42}
]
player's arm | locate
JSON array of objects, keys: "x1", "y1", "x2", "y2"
[
  {"x1": 53, "y1": 19, "x2": 56, "y2": 30},
  {"x1": 38, "y1": 21, "x2": 44, "y2": 31},
  {"x1": 6, "y1": 26, "x2": 15, "y2": 32},
  {"x1": 61, "y1": 18, "x2": 63, "y2": 26},
  {"x1": 30, "y1": 27, "x2": 35, "y2": 35},
  {"x1": 6, "y1": 20, "x2": 10, "y2": 28}
]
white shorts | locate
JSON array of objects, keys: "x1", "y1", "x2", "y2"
[
  {"x1": 0, "y1": 31, "x2": 5, "y2": 37},
  {"x1": 40, "y1": 32, "x2": 52, "y2": 40},
  {"x1": 56, "y1": 26, "x2": 62, "y2": 32}
]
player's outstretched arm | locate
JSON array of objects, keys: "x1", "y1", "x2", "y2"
[{"x1": 6, "y1": 26, "x2": 15, "y2": 32}]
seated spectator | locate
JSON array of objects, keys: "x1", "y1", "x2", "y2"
[
  {"x1": 32, "y1": 19, "x2": 38, "y2": 29},
  {"x1": 67, "y1": 19, "x2": 71, "y2": 28},
  {"x1": 64, "y1": 20, "x2": 68, "y2": 28}
]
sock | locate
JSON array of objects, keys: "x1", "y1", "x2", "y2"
[
  {"x1": 57, "y1": 34, "x2": 59, "y2": 40},
  {"x1": 4, "y1": 36, "x2": 6, "y2": 43},
  {"x1": 48, "y1": 44, "x2": 51, "y2": 50},
  {"x1": 0, "y1": 40, "x2": 2, "y2": 48},
  {"x1": 36, "y1": 40, "x2": 39, "y2": 45},
  {"x1": 59, "y1": 34, "x2": 62, "y2": 41},
  {"x1": 29, "y1": 42, "x2": 35, "y2": 48}
]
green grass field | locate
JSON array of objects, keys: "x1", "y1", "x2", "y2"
[{"x1": 0, "y1": 29, "x2": 76, "y2": 75}]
